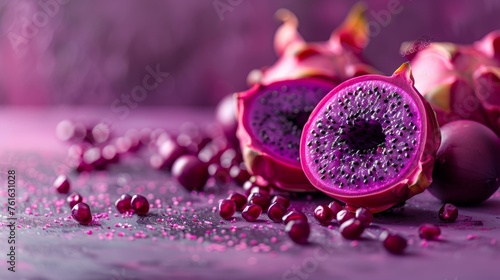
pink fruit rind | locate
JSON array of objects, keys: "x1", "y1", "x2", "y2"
[
  {"x1": 300, "y1": 63, "x2": 441, "y2": 213},
  {"x1": 236, "y1": 78, "x2": 336, "y2": 192},
  {"x1": 247, "y1": 3, "x2": 379, "y2": 86},
  {"x1": 406, "y1": 31, "x2": 500, "y2": 136}
]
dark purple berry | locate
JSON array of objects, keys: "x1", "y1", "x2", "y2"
[
  {"x1": 380, "y1": 231, "x2": 407, "y2": 255},
  {"x1": 115, "y1": 194, "x2": 132, "y2": 213},
  {"x1": 271, "y1": 195, "x2": 290, "y2": 209},
  {"x1": 249, "y1": 186, "x2": 270, "y2": 197},
  {"x1": 172, "y1": 155, "x2": 209, "y2": 191},
  {"x1": 267, "y1": 202, "x2": 286, "y2": 222},
  {"x1": 131, "y1": 195, "x2": 150, "y2": 215},
  {"x1": 339, "y1": 218, "x2": 365, "y2": 240},
  {"x1": 336, "y1": 209, "x2": 355, "y2": 224},
  {"x1": 282, "y1": 210, "x2": 308, "y2": 224},
  {"x1": 285, "y1": 220, "x2": 310, "y2": 244},
  {"x1": 314, "y1": 204, "x2": 334, "y2": 226},
  {"x1": 229, "y1": 165, "x2": 251, "y2": 185},
  {"x1": 328, "y1": 201, "x2": 343, "y2": 216},
  {"x1": 159, "y1": 138, "x2": 188, "y2": 170},
  {"x1": 227, "y1": 192, "x2": 247, "y2": 211},
  {"x1": 218, "y1": 199, "x2": 236, "y2": 220},
  {"x1": 54, "y1": 175, "x2": 70, "y2": 194},
  {"x1": 418, "y1": 224, "x2": 441, "y2": 240},
  {"x1": 355, "y1": 207, "x2": 374, "y2": 227},
  {"x1": 208, "y1": 164, "x2": 231, "y2": 184},
  {"x1": 242, "y1": 204, "x2": 262, "y2": 222},
  {"x1": 66, "y1": 192, "x2": 83, "y2": 209},
  {"x1": 439, "y1": 203, "x2": 458, "y2": 222},
  {"x1": 242, "y1": 180, "x2": 257, "y2": 196},
  {"x1": 248, "y1": 192, "x2": 271, "y2": 212},
  {"x1": 71, "y1": 203, "x2": 92, "y2": 225}
]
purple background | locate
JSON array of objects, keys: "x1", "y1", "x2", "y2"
[{"x1": 1, "y1": 0, "x2": 500, "y2": 107}]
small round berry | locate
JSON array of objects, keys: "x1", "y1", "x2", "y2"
[
  {"x1": 267, "y1": 202, "x2": 286, "y2": 222},
  {"x1": 285, "y1": 220, "x2": 310, "y2": 244},
  {"x1": 227, "y1": 192, "x2": 247, "y2": 211},
  {"x1": 355, "y1": 207, "x2": 374, "y2": 227},
  {"x1": 131, "y1": 195, "x2": 150, "y2": 215},
  {"x1": 439, "y1": 204, "x2": 458, "y2": 222},
  {"x1": 271, "y1": 195, "x2": 290, "y2": 209},
  {"x1": 248, "y1": 192, "x2": 271, "y2": 212},
  {"x1": 282, "y1": 210, "x2": 308, "y2": 224},
  {"x1": 380, "y1": 231, "x2": 407, "y2": 255},
  {"x1": 54, "y1": 175, "x2": 70, "y2": 194},
  {"x1": 418, "y1": 224, "x2": 441, "y2": 240},
  {"x1": 249, "y1": 186, "x2": 270, "y2": 197},
  {"x1": 242, "y1": 204, "x2": 262, "y2": 222},
  {"x1": 218, "y1": 199, "x2": 236, "y2": 220},
  {"x1": 66, "y1": 192, "x2": 83, "y2": 209},
  {"x1": 172, "y1": 155, "x2": 209, "y2": 191},
  {"x1": 208, "y1": 164, "x2": 231, "y2": 184},
  {"x1": 328, "y1": 201, "x2": 343, "y2": 216},
  {"x1": 159, "y1": 139, "x2": 188, "y2": 170},
  {"x1": 314, "y1": 204, "x2": 334, "y2": 226},
  {"x1": 115, "y1": 194, "x2": 132, "y2": 213},
  {"x1": 339, "y1": 218, "x2": 365, "y2": 240},
  {"x1": 71, "y1": 203, "x2": 92, "y2": 225},
  {"x1": 336, "y1": 209, "x2": 355, "y2": 224},
  {"x1": 229, "y1": 165, "x2": 251, "y2": 185}
]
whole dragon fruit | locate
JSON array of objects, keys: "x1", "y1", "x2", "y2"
[
  {"x1": 247, "y1": 3, "x2": 379, "y2": 86},
  {"x1": 403, "y1": 31, "x2": 500, "y2": 136}
]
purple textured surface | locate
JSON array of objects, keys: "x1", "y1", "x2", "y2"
[{"x1": 0, "y1": 108, "x2": 499, "y2": 280}]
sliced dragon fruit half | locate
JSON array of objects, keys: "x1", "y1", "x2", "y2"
[
  {"x1": 300, "y1": 63, "x2": 441, "y2": 212},
  {"x1": 236, "y1": 78, "x2": 336, "y2": 191}
]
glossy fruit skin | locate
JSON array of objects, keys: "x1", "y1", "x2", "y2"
[
  {"x1": 227, "y1": 192, "x2": 247, "y2": 211},
  {"x1": 267, "y1": 202, "x2": 287, "y2": 222},
  {"x1": 300, "y1": 63, "x2": 441, "y2": 213},
  {"x1": 248, "y1": 192, "x2": 271, "y2": 213},
  {"x1": 439, "y1": 203, "x2": 458, "y2": 222},
  {"x1": 115, "y1": 194, "x2": 132, "y2": 213},
  {"x1": 131, "y1": 195, "x2": 150, "y2": 215},
  {"x1": 54, "y1": 175, "x2": 71, "y2": 194},
  {"x1": 271, "y1": 195, "x2": 290, "y2": 209},
  {"x1": 405, "y1": 31, "x2": 500, "y2": 136},
  {"x1": 172, "y1": 155, "x2": 209, "y2": 191},
  {"x1": 218, "y1": 199, "x2": 236, "y2": 220},
  {"x1": 285, "y1": 220, "x2": 310, "y2": 244},
  {"x1": 328, "y1": 201, "x2": 343, "y2": 216},
  {"x1": 282, "y1": 210, "x2": 308, "y2": 224},
  {"x1": 67, "y1": 192, "x2": 83, "y2": 209},
  {"x1": 418, "y1": 224, "x2": 441, "y2": 240},
  {"x1": 236, "y1": 78, "x2": 336, "y2": 192},
  {"x1": 314, "y1": 204, "x2": 335, "y2": 226},
  {"x1": 339, "y1": 218, "x2": 365, "y2": 240},
  {"x1": 355, "y1": 208, "x2": 374, "y2": 227},
  {"x1": 242, "y1": 204, "x2": 262, "y2": 222},
  {"x1": 71, "y1": 203, "x2": 92, "y2": 225},
  {"x1": 380, "y1": 231, "x2": 407, "y2": 255},
  {"x1": 336, "y1": 209, "x2": 355, "y2": 225},
  {"x1": 428, "y1": 121, "x2": 500, "y2": 205}
]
